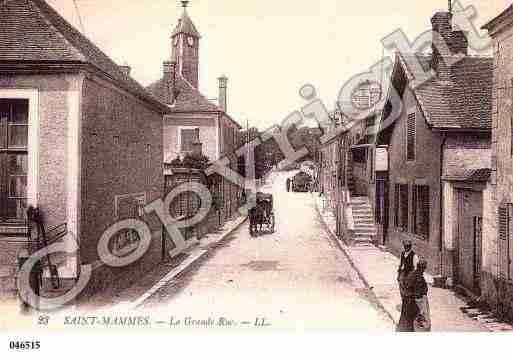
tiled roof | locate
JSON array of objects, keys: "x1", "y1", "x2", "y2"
[
  {"x1": 0, "y1": 0, "x2": 168, "y2": 113},
  {"x1": 147, "y1": 75, "x2": 222, "y2": 112},
  {"x1": 147, "y1": 74, "x2": 242, "y2": 129},
  {"x1": 171, "y1": 9, "x2": 201, "y2": 38},
  {"x1": 443, "y1": 168, "x2": 491, "y2": 182},
  {"x1": 397, "y1": 53, "x2": 493, "y2": 130},
  {"x1": 482, "y1": 5, "x2": 513, "y2": 31}
]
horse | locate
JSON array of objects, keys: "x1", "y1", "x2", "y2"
[{"x1": 249, "y1": 200, "x2": 268, "y2": 236}]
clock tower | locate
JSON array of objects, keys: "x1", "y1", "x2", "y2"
[{"x1": 171, "y1": 1, "x2": 201, "y2": 89}]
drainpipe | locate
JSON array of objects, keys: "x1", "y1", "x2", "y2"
[{"x1": 438, "y1": 133, "x2": 448, "y2": 285}]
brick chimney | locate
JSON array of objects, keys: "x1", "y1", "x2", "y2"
[
  {"x1": 430, "y1": 11, "x2": 468, "y2": 82},
  {"x1": 450, "y1": 30, "x2": 469, "y2": 56},
  {"x1": 218, "y1": 75, "x2": 228, "y2": 112},
  {"x1": 119, "y1": 65, "x2": 131, "y2": 76},
  {"x1": 163, "y1": 61, "x2": 177, "y2": 105}
]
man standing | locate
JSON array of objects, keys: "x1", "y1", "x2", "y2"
[
  {"x1": 397, "y1": 239, "x2": 419, "y2": 297},
  {"x1": 286, "y1": 178, "x2": 291, "y2": 192}
]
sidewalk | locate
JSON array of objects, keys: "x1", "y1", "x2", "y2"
[{"x1": 313, "y1": 194, "x2": 500, "y2": 332}]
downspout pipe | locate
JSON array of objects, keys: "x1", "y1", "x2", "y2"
[{"x1": 439, "y1": 133, "x2": 448, "y2": 280}]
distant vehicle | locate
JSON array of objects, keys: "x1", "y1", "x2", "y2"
[
  {"x1": 249, "y1": 192, "x2": 275, "y2": 236},
  {"x1": 291, "y1": 171, "x2": 312, "y2": 192}
]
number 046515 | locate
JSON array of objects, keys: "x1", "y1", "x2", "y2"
[{"x1": 9, "y1": 341, "x2": 41, "y2": 350}]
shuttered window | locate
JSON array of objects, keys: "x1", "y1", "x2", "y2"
[
  {"x1": 394, "y1": 184, "x2": 400, "y2": 227},
  {"x1": 407, "y1": 113, "x2": 416, "y2": 161},
  {"x1": 400, "y1": 184, "x2": 409, "y2": 231},
  {"x1": 369, "y1": 148, "x2": 374, "y2": 181},
  {"x1": 394, "y1": 183, "x2": 409, "y2": 231},
  {"x1": 511, "y1": 93, "x2": 513, "y2": 156},
  {"x1": 498, "y1": 205, "x2": 512, "y2": 280},
  {"x1": 412, "y1": 185, "x2": 430, "y2": 239}
]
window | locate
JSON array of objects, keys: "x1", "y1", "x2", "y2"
[
  {"x1": 394, "y1": 183, "x2": 409, "y2": 231},
  {"x1": 407, "y1": 113, "x2": 416, "y2": 161},
  {"x1": 511, "y1": 92, "x2": 513, "y2": 156},
  {"x1": 180, "y1": 128, "x2": 199, "y2": 152},
  {"x1": 369, "y1": 148, "x2": 374, "y2": 180},
  {"x1": 498, "y1": 204, "x2": 512, "y2": 280},
  {"x1": 412, "y1": 185, "x2": 430, "y2": 239},
  {"x1": 0, "y1": 99, "x2": 29, "y2": 223},
  {"x1": 353, "y1": 148, "x2": 366, "y2": 163},
  {"x1": 146, "y1": 144, "x2": 151, "y2": 186}
]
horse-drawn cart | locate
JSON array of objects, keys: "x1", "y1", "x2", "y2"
[{"x1": 249, "y1": 192, "x2": 275, "y2": 236}]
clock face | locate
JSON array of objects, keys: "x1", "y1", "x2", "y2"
[{"x1": 187, "y1": 36, "x2": 195, "y2": 47}]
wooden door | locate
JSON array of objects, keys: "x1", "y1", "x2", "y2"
[{"x1": 457, "y1": 189, "x2": 483, "y2": 295}]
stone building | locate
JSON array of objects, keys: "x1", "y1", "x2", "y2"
[
  {"x1": 379, "y1": 10, "x2": 492, "y2": 283},
  {"x1": 147, "y1": 2, "x2": 243, "y2": 225},
  {"x1": 0, "y1": 0, "x2": 168, "y2": 297},
  {"x1": 482, "y1": 5, "x2": 513, "y2": 319}
]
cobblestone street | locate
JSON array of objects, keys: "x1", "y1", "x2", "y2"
[{"x1": 140, "y1": 172, "x2": 393, "y2": 330}]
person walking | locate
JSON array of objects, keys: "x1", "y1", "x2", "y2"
[
  {"x1": 396, "y1": 259, "x2": 431, "y2": 332},
  {"x1": 397, "y1": 239, "x2": 418, "y2": 298}
]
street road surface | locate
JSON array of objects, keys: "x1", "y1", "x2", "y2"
[{"x1": 143, "y1": 171, "x2": 393, "y2": 330}]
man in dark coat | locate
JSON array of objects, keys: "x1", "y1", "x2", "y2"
[
  {"x1": 397, "y1": 259, "x2": 429, "y2": 332},
  {"x1": 286, "y1": 178, "x2": 291, "y2": 192},
  {"x1": 397, "y1": 239, "x2": 419, "y2": 298}
]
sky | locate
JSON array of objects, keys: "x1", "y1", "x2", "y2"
[{"x1": 46, "y1": 0, "x2": 511, "y2": 129}]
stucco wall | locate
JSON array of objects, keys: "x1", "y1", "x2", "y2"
[
  {"x1": 442, "y1": 134, "x2": 491, "y2": 279},
  {"x1": 79, "y1": 74, "x2": 164, "y2": 297},
  {"x1": 0, "y1": 74, "x2": 75, "y2": 290},
  {"x1": 163, "y1": 114, "x2": 218, "y2": 163},
  {"x1": 0, "y1": 74, "x2": 74, "y2": 229},
  {"x1": 387, "y1": 85, "x2": 442, "y2": 274},
  {"x1": 486, "y1": 23, "x2": 513, "y2": 317}
]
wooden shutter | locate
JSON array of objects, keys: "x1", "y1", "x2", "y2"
[
  {"x1": 498, "y1": 205, "x2": 510, "y2": 279},
  {"x1": 412, "y1": 185, "x2": 418, "y2": 234},
  {"x1": 400, "y1": 184, "x2": 409, "y2": 231},
  {"x1": 407, "y1": 113, "x2": 416, "y2": 161},
  {"x1": 394, "y1": 184, "x2": 400, "y2": 227},
  {"x1": 422, "y1": 186, "x2": 430, "y2": 238}
]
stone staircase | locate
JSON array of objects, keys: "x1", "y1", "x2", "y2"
[{"x1": 350, "y1": 196, "x2": 377, "y2": 245}]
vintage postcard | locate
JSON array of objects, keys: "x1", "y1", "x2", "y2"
[{"x1": 0, "y1": 0, "x2": 513, "y2": 356}]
